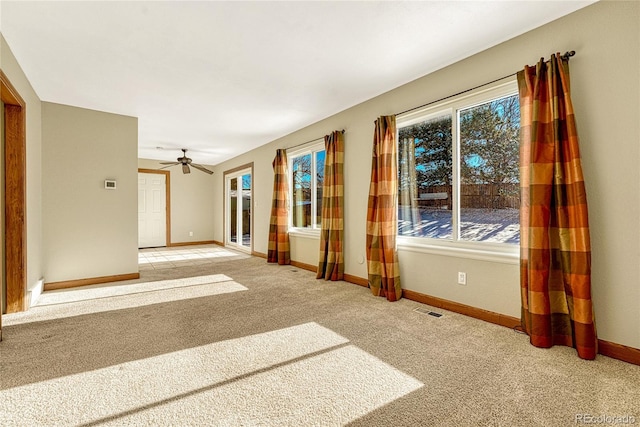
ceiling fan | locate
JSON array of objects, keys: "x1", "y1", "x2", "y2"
[{"x1": 159, "y1": 149, "x2": 213, "y2": 175}]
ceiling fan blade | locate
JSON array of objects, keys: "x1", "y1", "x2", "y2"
[
  {"x1": 182, "y1": 164, "x2": 191, "y2": 174},
  {"x1": 159, "y1": 164, "x2": 178, "y2": 170},
  {"x1": 160, "y1": 161, "x2": 179, "y2": 165},
  {"x1": 191, "y1": 163, "x2": 214, "y2": 175}
]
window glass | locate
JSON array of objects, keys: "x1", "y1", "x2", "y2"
[
  {"x1": 289, "y1": 141, "x2": 326, "y2": 230},
  {"x1": 397, "y1": 83, "x2": 520, "y2": 247},
  {"x1": 292, "y1": 153, "x2": 312, "y2": 228},
  {"x1": 398, "y1": 112, "x2": 453, "y2": 239},
  {"x1": 459, "y1": 94, "x2": 520, "y2": 243}
]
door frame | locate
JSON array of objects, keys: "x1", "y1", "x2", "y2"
[
  {"x1": 138, "y1": 168, "x2": 171, "y2": 247},
  {"x1": 223, "y1": 162, "x2": 253, "y2": 253},
  {"x1": 1, "y1": 70, "x2": 27, "y2": 324}
]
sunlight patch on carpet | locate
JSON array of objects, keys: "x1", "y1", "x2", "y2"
[
  {"x1": 0, "y1": 322, "x2": 422, "y2": 426},
  {"x1": 35, "y1": 274, "x2": 236, "y2": 305},
  {"x1": 139, "y1": 247, "x2": 250, "y2": 266},
  {"x1": 5, "y1": 275, "x2": 247, "y2": 326}
]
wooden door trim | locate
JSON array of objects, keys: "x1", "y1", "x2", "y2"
[
  {"x1": 1, "y1": 69, "x2": 27, "y2": 318},
  {"x1": 1, "y1": 70, "x2": 25, "y2": 106},
  {"x1": 138, "y1": 168, "x2": 171, "y2": 247}
]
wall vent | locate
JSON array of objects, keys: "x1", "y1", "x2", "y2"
[{"x1": 413, "y1": 307, "x2": 443, "y2": 318}]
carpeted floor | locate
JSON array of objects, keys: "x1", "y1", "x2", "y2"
[{"x1": 1, "y1": 246, "x2": 639, "y2": 426}]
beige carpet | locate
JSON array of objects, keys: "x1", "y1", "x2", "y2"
[{"x1": 1, "y1": 248, "x2": 639, "y2": 426}]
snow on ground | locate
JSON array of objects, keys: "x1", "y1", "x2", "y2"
[{"x1": 398, "y1": 208, "x2": 520, "y2": 244}]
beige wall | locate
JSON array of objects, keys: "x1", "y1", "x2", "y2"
[
  {"x1": 212, "y1": 1, "x2": 640, "y2": 349},
  {"x1": 1, "y1": 34, "x2": 43, "y2": 300},
  {"x1": 42, "y1": 102, "x2": 138, "y2": 283},
  {"x1": 138, "y1": 158, "x2": 215, "y2": 245}
]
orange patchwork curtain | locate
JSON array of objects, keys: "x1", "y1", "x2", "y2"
[
  {"x1": 366, "y1": 116, "x2": 402, "y2": 301},
  {"x1": 518, "y1": 53, "x2": 596, "y2": 360},
  {"x1": 267, "y1": 149, "x2": 291, "y2": 265},
  {"x1": 317, "y1": 131, "x2": 345, "y2": 281}
]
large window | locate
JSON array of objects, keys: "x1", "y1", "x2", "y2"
[
  {"x1": 397, "y1": 81, "x2": 520, "y2": 248},
  {"x1": 289, "y1": 141, "x2": 325, "y2": 229}
]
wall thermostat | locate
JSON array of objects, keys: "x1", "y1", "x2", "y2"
[{"x1": 105, "y1": 179, "x2": 117, "y2": 189}]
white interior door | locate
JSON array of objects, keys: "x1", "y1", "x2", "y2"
[
  {"x1": 225, "y1": 169, "x2": 252, "y2": 252},
  {"x1": 138, "y1": 172, "x2": 167, "y2": 248}
]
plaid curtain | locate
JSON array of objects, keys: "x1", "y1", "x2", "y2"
[
  {"x1": 267, "y1": 149, "x2": 291, "y2": 265},
  {"x1": 317, "y1": 131, "x2": 344, "y2": 281},
  {"x1": 518, "y1": 53, "x2": 597, "y2": 360},
  {"x1": 366, "y1": 116, "x2": 402, "y2": 301}
]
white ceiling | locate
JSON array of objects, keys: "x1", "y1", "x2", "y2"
[{"x1": 1, "y1": 1, "x2": 595, "y2": 166}]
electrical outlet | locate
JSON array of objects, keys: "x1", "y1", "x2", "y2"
[
  {"x1": 189, "y1": 231, "x2": 193, "y2": 237},
  {"x1": 457, "y1": 272, "x2": 467, "y2": 285}
]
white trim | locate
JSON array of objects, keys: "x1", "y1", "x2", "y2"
[
  {"x1": 224, "y1": 167, "x2": 252, "y2": 253},
  {"x1": 396, "y1": 76, "x2": 520, "y2": 257},
  {"x1": 286, "y1": 138, "x2": 324, "y2": 158},
  {"x1": 28, "y1": 278, "x2": 45, "y2": 307},
  {"x1": 452, "y1": 107, "x2": 460, "y2": 241},
  {"x1": 397, "y1": 238, "x2": 519, "y2": 265},
  {"x1": 287, "y1": 139, "x2": 325, "y2": 230},
  {"x1": 397, "y1": 78, "x2": 518, "y2": 125},
  {"x1": 289, "y1": 228, "x2": 321, "y2": 239},
  {"x1": 312, "y1": 151, "x2": 318, "y2": 228},
  {"x1": 398, "y1": 108, "x2": 452, "y2": 129}
]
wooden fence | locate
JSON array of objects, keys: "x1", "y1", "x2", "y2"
[{"x1": 401, "y1": 183, "x2": 520, "y2": 210}]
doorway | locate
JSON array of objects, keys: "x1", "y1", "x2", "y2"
[
  {"x1": 138, "y1": 169, "x2": 170, "y2": 248},
  {"x1": 224, "y1": 164, "x2": 253, "y2": 253}
]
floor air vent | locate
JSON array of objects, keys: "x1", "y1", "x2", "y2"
[{"x1": 413, "y1": 307, "x2": 443, "y2": 318}]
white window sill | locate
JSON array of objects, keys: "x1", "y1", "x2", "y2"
[
  {"x1": 397, "y1": 238, "x2": 519, "y2": 265},
  {"x1": 289, "y1": 228, "x2": 321, "y2": 239}
]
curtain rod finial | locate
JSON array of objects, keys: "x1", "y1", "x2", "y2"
[{"x1": 562, "y1": 50, "x2": 576, "y2": 60}]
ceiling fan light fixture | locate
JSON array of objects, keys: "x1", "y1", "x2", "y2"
[{"x1": 158, "y1": 149, "x2": 213, "y2": 175}]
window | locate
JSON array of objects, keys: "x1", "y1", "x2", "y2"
[
  {"x1": 289, "y1": 141, "x2": 325, "y2": 230},
  {"x1": 397, "y1": 80, "x2": 520, "y2": 249}
]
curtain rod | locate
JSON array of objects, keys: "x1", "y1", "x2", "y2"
[
  {"x1": 286, "y1": 129, "x2": 345, "y2": 151},
  {"x1": 396, "y1": 50, "x2": 575, "y2": 117}
]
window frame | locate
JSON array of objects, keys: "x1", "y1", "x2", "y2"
[
  {"x1": 287, "y1": 139, "x2": 325, "y2": 237},
  {"x1": 396, "y1": 79, "x2": 520, "y2": 264}
]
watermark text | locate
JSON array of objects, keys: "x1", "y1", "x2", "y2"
[{"x1": 576, "y1": 414, "x2": 636, "y2": 425}]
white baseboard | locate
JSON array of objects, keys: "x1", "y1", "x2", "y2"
[{"x1": 28, "y1": 278, "x2": 45, "y2": 307}]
